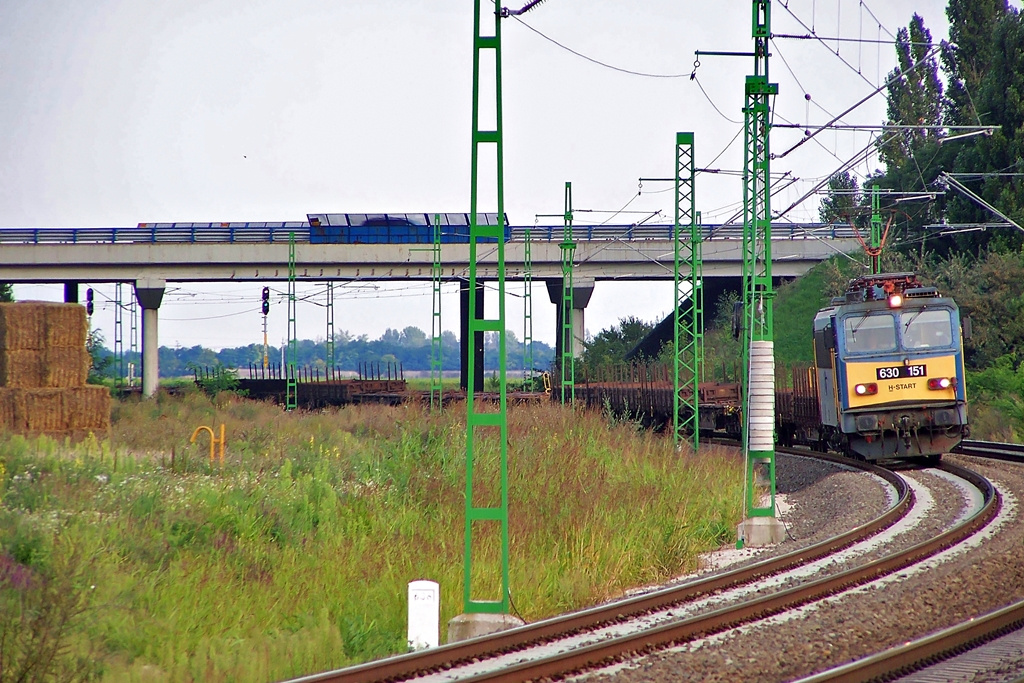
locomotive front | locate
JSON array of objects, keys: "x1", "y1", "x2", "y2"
[{"x1": 812, "y1": 272, "x2": 968, "y2": 461}]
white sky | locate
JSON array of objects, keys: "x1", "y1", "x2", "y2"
[{"x1": 0, "y1": 0, "x2": 963, "y2": 350}]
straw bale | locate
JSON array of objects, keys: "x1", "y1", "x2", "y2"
[
  {"x1": 0, "y1": 388, "x2": 19, "y2": 431},
  {"x1": 64, "y1": 386, "x2": 111, "y2": 431},
  {"x1": 0, "y1": 303, "x2": 46, "y2": 351},
  {"x1": 44, "y1": 304, "x2": 88, "y2": 349},
  {"x1": 0, "y1": 349, "x2": 43, "y2": 388},
  {"x1": 42, "y1": 348, "x2": 90, "y2": 388},
  {"x1": 17, "y1": 389, "x2": 66, "y2": 432}
]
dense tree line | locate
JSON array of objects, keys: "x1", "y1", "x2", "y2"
[
  {"x1": 814, "y1": 1, "x2": 1024, "y2": 376},
  {"x1": 822, "y1": 1, "x2": 1024, "y2": 259},
  {"x1": 88, "y1": 327, "x2": 554, "y2": 378}
]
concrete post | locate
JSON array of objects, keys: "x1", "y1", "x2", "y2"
[
  {"x1": 134, "y1": 279, "x2": 165, "y2": 398},
  {"x1": 459, "y1": 278, "x2": 485, "y2": 392},
  {"x1": 545, "y1": 277, "x2": 594, "y2": 360}
]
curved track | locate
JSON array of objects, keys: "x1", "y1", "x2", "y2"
[{"x1": 789, "y1": 442, "x2": 1024, "y2": 682}]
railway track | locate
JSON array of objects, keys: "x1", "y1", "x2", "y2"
[
  {"x1": 956, "y1": 438, "x2": 1024, "y2": 464},
  {"x1": 287, "y1": 452, "x2": 1000, "y2": 683},
  {"x1": 785, "y1": 442, "x2": 1024, "y2": 683}
]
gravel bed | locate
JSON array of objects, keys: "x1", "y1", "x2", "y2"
[
  {"x1": 651, "y1": 453, "x2": 892, "y2": 586},
  {"x1": 601, "y1": 455, "x2": 1024, "y2": 682}
]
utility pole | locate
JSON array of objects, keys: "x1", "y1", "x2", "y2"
[
  {"x1": 326, "y1": 282, "x2": 335, "y2": 374},
  {"x1": 523, "y1": 226, "x2": 533, "y2": 388},
  {"x1": 738, "y1": 0, "x2": 784, "y2": 547},
  {"x1": 559, "y1": 181, "x2": 575, "y2": 404},
  {"x1": 114, "y1": 283, "x2": 124, "y2": 389},
  {"x1": 870, "y1": 185, "x2": 882, "y2": 274},
  {"x1": 673, "y1": 132, "x2": 702, "y2": 450},
  {"x1": 459, "y1": 0, "x2": 512, "y2": 623},
  {"x1": 286, "y1": 232, "x2": 297, "y2": 411},
  {"x1": 430, "y1": 213, "x2": 444, "y2": 409}
]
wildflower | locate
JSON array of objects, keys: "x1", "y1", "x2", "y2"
[{"x1": 0, "y1": 554, "x2": 34, "y2": 592}]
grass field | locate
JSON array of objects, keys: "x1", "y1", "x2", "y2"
[{"x1": 0, "y1": 389, "x2": 744, "y2": 683}]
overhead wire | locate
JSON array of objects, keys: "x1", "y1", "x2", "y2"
[
  {"x1": 774, "y1": 44, "x2": 939, "y2": 160},
  {"x1": 508, "y1": 15, "x2": 689, "y2": 78},
  {"x1": 507, "y1": 15, "x2": 745, "y2": 125},
  {"x1": 776, "y1": 2, "x2": 875, "y2": 88}
]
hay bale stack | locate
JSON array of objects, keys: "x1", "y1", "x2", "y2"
[
  {"x1": 44, "y1": 304, "x2": 88, "y2": 348},
  {"x1": 18, "y1": 388, "x2": 64, "y2": 433},
  {"x1": 64, "y1": 386, "x2": 111, "y2": 432},
  {"x1": 0, "y1": 349, "x2": 42, "y2": 388},
  {"x1": 42, "y1": 348, "x2": 91, "y2": 388},
  {"x1": 0, "y1": 389, "x2": 19, "y2": 431},
  {"x1": 0, "y1": 303, "x2": 45, "y2": 350},
  {"x1": 0, "y1": 302, "x2": 110, "y2": 441}
]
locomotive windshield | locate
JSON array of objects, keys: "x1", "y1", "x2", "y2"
[
  {"x1": 901, "y1": 309, "x2": 954, "y2": 349},
  {"x1": 843, "y1": 313, "x2": 897, "y2": 353}
]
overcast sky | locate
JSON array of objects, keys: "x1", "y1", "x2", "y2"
[{"x1": 1, "y1": 0, "x2": 967, "y2": 350}]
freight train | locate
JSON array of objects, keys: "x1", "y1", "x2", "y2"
[{"x1": 574, "y1": 272, "x2": 969, "y2": 463}]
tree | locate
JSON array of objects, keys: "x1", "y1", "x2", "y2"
[
  {"x1": 86, "y1": 330, "x2": 114, "y2": 383},
  {"x1": 880, "y1": 14, "x2": 945, "y2": 174},
  {"x1": 941, "y1": 10, "x2": 1024, "y2": 255},
  {"x1": 941, "y1": 0, "x2": 1010, "y2": 126},
  {"x1": 580, "y1": 316, "x2": 654, "y2": 369},
  {"x1": 0, "y1": 284, "x2": 12, "y2": 302},
  {"x1": 818, "y1": 171, "x2": 861, "y2": 224}
]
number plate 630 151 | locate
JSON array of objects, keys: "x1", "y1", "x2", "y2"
[{"x1": 876, "y1": 364, "x2": 927, "y2": 380}]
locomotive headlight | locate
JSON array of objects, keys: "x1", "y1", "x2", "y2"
[
  {"x1": 927, "y1": 377, "x2": 953, "y2": 390},
  {"x1": 888, "y1": 293, "x2": 903, "y2": 308},
  {"x1": 855, "y1": 383, "x2": 878, "y2": 396}
]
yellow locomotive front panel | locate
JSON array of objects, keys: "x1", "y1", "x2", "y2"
[{"x1": 845, "y1": 354, "x2": 960, "y2": 409}]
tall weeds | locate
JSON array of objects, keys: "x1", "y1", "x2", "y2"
[{"x1": 0, "y1": 390, "x2": 743, "y2": 682}]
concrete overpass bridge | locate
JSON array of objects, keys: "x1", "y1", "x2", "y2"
[{"x1": 0, "y1": 220, "x2": 862, "y2": 395}]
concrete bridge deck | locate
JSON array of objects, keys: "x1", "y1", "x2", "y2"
[{"x1": 0, "y1": 222, "x2": 861, "y2": 283}]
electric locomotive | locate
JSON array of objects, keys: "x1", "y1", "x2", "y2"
[{"x1": 812, "y1": 272, "x2": 968, "y2": 461}]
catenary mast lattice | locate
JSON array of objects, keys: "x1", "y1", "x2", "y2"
[
  {"x1": 673, "y1": 132, "x2": 702, "y2": 449},
  {"x1": 741, "y1": 0, "x2": 779, "y2": 522},
  {"x1": 286, "y1": 232, "x2": 297, "y2": 411},
  {"x1": 463, "y1": 0, "x2": 510, "y2": 615},
  {"x1": 430, "y1": 213, "x2": 443, "y2": 409},
  {"x1": 559, "y1": 181, "x2": 575, "y2": 403}
]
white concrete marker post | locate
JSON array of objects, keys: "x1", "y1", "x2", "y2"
[{"x1": 407, "y1": 580, "x2": 439, "y2": 650}]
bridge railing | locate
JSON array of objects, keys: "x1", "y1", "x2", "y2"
[
  {"x1": 510, "y1": 222, "x2": 857, "y2": 241},
  {"x1": 0, "y1": 222, "x2": 856, "y2": 245}
]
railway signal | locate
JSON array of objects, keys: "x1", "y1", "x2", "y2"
[
  {"x1": 261, "y1": 286, "x2": 270, "y2": 370},
  {"x1": 86, "y1": 287, "x2": 94, "y2": 317}
]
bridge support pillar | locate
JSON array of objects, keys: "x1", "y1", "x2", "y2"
[
  {"x1": 134, "y1": 279, "x2": 165, "y2": 398},
  {"x1": 459, "y1": 278, "x2": 484, "y2": 392},
  {"x1": 63, "y1": 283, "x2": 79, "y2": 303},
  {"x1": 546, "y1": 278, "x2": 594, "y2": 358}
]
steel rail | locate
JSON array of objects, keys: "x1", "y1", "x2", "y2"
[
  {"x1": 793, "y1": 599, "x2": 1024, "y2": 682},
  {"x1": 955, "y1": 439, "x2": 1024, "y2": 464},
  {"x1": 287, "y1": 451, "x2": 909, "y2": 683},
  {"x1": 441, "y1": 462, "x2": 997, "y2": 683}
]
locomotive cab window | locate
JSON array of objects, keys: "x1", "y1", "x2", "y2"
[
  {"x1": 901, "y1": 309, "x2": 954, "y2": 349},
  {"x1": 843, "y1": 313, "x2": 897, "y2": 353}
]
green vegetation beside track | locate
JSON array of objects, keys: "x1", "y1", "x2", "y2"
[{"x1": 0, "y1": 390, "x2": 742, "y2": 682}]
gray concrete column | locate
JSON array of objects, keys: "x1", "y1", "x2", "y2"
[
  {"x1": 134, "y1": 279, "x2": 165, "y2": 398},
  {"x1": 545, "y1": 277, "x2": 594, "y2": 360},
  {"x1": 459, "y1": 278, "x2": 485, "y2": 392}
]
